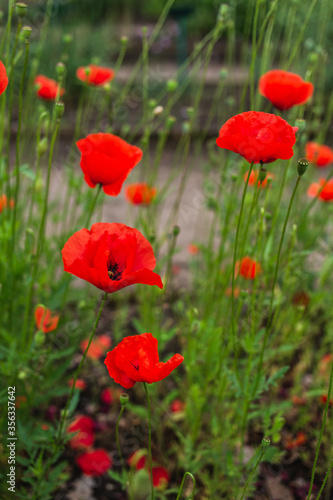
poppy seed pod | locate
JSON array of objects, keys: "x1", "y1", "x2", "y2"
[
  {"x1": 16, "y1": 2, "x2": 27, "y2": 18},
  {"x1": 54, "y1": 101, "x2": 64, "y2": 119},
  {"x1": 22, "y1": 25, "x2": 32, "y2": 40},
  {"x1": 297, "y1": 158, "x2": 309, "y2": 176},
  {"x1": 119, "y1": 393, "x2": 129, "y2": 406}
]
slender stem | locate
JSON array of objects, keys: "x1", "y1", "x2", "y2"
[
  {"x1": 56, "y1": 292, "x2": 108, "y2": 444},
  {"x1": 239, "y1": 448, "x2": 266, "y2": 500},
  {"x1": 115, "y1": 406, "x2": 126, "y2": 470},
  {"x1": 316, "y1": 460, "x2": 333, "y2": 500},
  {"x1": 176, "y1": 472, "x2": 196, "y2": 500},
  {"x1": 307, "y1": 360, "x2": 333, "y2": 499},
  {"x1": 143, "y1": 382, "x2": 154, "y2": 500},
  {"x1": 85, "y1": 184, "x2": 102, "y2": 227},
  {"x1": 252, "y1": 175, "x2": 302, "y2": 398}
]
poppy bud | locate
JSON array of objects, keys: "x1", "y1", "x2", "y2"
[
  {"x1": 121, "y1": 124, "x2": 131, "y2": 135},
  {"x1": 308, "y1": 52, "x2": 318, "y2": 64},
  {"x1": 294, "y1": 118, "x2": 306, "y2": 132},
  {"x1": 262, "y1": 436, "x2": 271, "y2": 450},
  {"x1": 206, "y1": 196, "x2": 218, "y2": 211},
  {"x1": 22, "y1": 25, "x2": 32, "y2": 41},
  {"x1": 166, "y1": 79, "x2": 178, "y2": 93},
  {"x1": 35, "y1": 330, "x2": 45, "y2": 346},
  {"x1": 120, "y1": 393, "x2": 129, "y2": 407},
  {"x1": 121, "y1": 35, "x2": 128, "y2": 45},
  {"x1": 38, "y1": 137, "x2": 48, "y2": 156},
  {"x1": 16, "y1": 2, "x2": 27, "y2": 18},
  {"x1": 166, "y1": 116, "x2": 176, "y2": 128},
  {"x1": 231, "y1": 173, "x2": 238, "y2": 182},
  {"x1": 226, "y1": 96, "x2": 235, "y2": 107},
  {"x1": 187, "y1": 107, "x2": 195, "y2": 120},
  {"x1": 182, "y1": 121, "x2": 191, "y2": 134},
  {"x1": 297, "y1": 158, "x2": 309, "y2": 176},
  {"x1": 219, "y1": 68, "x2": 228, "y2": 80},
  {"x1": 173, "y1": 225, "x2": 180, "y2": 237},
  {"x1": 56, "y1": 62, "x2": 66, "y2": 77},
  {"x1": 258, "y1": 168, "x2": 267, "y2": 183},
  {"x1": 18, "y1": 370, "x2": 27, "y2": 380},
  {"x1": 148, "y1": 99, "x2": 157, "y2": 109},
  {"x1": 54, "y1": 101, "x2": 65, "y2": 119},
  {"x1": 62, "y1": 33, "x2": 73, "y2": 44}
]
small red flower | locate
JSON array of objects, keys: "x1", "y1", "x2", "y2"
[
  {"x1": 35, "y1": 305, "x2": 59, "y2": 333},
  {"x1": 81, "y1": 335, "x2": 111, "y2": 360},
  {"x1": 68, "y1": 378, "x2": 87, "y2": 390},
  {"x1": 0, "y1": 60, "x2": 8, "y2": 95},
  {"x1": 320, "y1": 394, "x2": 333, "y2": 407},
  {"x1": 62, "y1": 223, "x2": 163, "y2": 293},
  {"x1": 76, "y1": 449, "x2": 112, "y2": 476},
  {"x1": 170, "y1": 399, "x2": 185, "y2": 413},
  {"x1": 307, "y1": 178, "x2": 333, "y2": 202},
  {"x1": 34, "y1": 75, "x2": 65, "y2": 100},
  {"x1": 305, "y1": 142, "x2": 333, "y2": 167},
  {"x1": 236, "y1": 257, "x2": 261, "y2": 280},
  {"x1": 104, "y1": 333, "x2": 184, "y2": 389},
  {"x1": 125, "y1": 183, "x2": 157, "y2": 205},
  {"x1": 76, "y1": 64, "x2": 114, "y2": 86},
  {"x1": 216, "y1": 111, "x2": 296, "y2": 164},
  {"x1": 319, "y1": 354, "x2": 333, "y2": 376},
  {"x1": 187, "y1": 244, "x2": 199, "y2": 255},
  {"x1": 291, "y1": 395, "x2": 306, "y2": 406},
  {"x1": 286, "y1": 431, "x2": 307, "y2": 450},
  {"x1": 259, "y1": 70, "x2": 314, "y2": 110},
  {"x1": 0, "y1": 194, "x2": 14, "y2": 213},
  {"x1": 76, "y1": 133, "x2": 142, "y2": 196},
  {"x1": 100, "y1": 388, "x2": 114, "y2": 406},
  {"x1": 67, "y1": 416, "x2": 95, "y2": 450},
  {"x1": 128, "y1": 451, "x2": 170, "y2": 489},
  {"x1": 244, "y1": 170, "x2": 274, "y2": 188}
]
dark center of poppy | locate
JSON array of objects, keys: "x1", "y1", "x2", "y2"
[{"x1": 107, "y1": 262, "x2": 122, "y2": 281}]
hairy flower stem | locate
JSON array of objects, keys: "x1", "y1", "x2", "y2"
[
  {"x1": 307, "y1": 360, "x2": 333, "y2": 499},
  {"x1": 252, "y1": 175, "x2": 301, "y2": 399},
  {"x1": 143, "y1": 382, "x2": 155, "y2": 500},
  {"x1": 57, "y1": 292, "x2": 108, "y2": 444},
  {"x1": 230, "y1": 162, "x2": 254, "y2": 369},
  {"x1": 176, "y1": 472, "x2": 196, "y2": 500}
]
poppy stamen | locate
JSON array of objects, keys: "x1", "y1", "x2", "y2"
[{"x1": 107, "y1": 262, "x2": 122, "y2": 281}]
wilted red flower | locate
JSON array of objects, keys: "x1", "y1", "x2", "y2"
[
  {"x1": 0, "y1": 60, "x2": 8, "y2": 95},
  {"x1": 245, "y1": 170, "x2": 274, "y2": 188},
  {"x1": 235, "y1": 257, "x2": 261, "y2": 279},
  {"x1": 76, "y1": 449, "x2": 112, "y2": 476},
  {"x1": 34, "y1": 75, "x2": 65, "y2": 100},
  {"x1": 128, "y1": 451, "x2": 170, "y2": 489},
  {"x1": 125, "y1": 183, "x2": 157, "y2": 205},
  {"x1": 67, "y1": 415, "x2": 95, "y2": 450},
  {"x1": 76, "y1": 133, "x2": 142, "y2": 196},
  {"x1": 216, "y1": 111, "x2": 296, "y2": 164},
  {"x1": 81, "y1": 334, "x2": 111, "y2": 360},
  {"x1": 305, "y1": 142, "x2": 333, "y2": 167},
  {"x1": 104, "y1": 333, "x2": 184, "y2": 389},
  {"x1": 286, "y1": 431, "x2": 307, "y2": 450},
  {"x1": 307, "y1": 178, "x2": 333, "y2": 202},
  {"x1": 76, "y1": 64, "x2": 114, "y2": 86},
  {"x1": 100, "y1": 388, "x2": 114, "y2": 406},
  {"x1": 62, "y1": 223, "x2": 163, "y2": 293},
  {"x1": 170, "y1": 399, "x2": 186, "y2": 413},
  {"x1": 187, "y1": 244, "x2": 199, "y2": 255},
  {"x1": 259, "y1": 70, "x2": 314, "y2": 110},
  {"x1": 68, "y1": 378, "x2": 87, "y2": 390},
  {"x1": 35, "y1": 305, "x2": 59, "y2": 333},
  {"x1": 0, "y1": 194, "x2": 14, "y2": 213}
]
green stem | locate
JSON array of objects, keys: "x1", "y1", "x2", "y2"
[
  {"x1": 316, "y1": 460, "x2": 333, "y2": 500},
  {"x1": 56, "y1": 292, "x2": 108, "y2": 444},
  {"x1": 252, "y1": 175, "x2": 302, "y2": 399},
  {"x1": 239, "y1": 447, "x2": 266, "y2": 500},
  {"x1": 176, "y1": 471, "x2": 196, "y2": 500},
  {"x1": 85, "y1": 184, "x2": 102, "y2": 227},
  {"x1": 143, "y1": 382, "x2": 154, "y2": 500},
  {"x1": 307, "y1": 360, "x2": 333, "y2": 499},
  {"x1": 115, "y1": 406, "x2": 126, "y2": 470}
]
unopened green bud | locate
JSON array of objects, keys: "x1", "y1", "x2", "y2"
[
  {"x1": 62, "y1": 33, "x2": 73, "y2": 44},
  {"x1": 35, "y1": 330, "x2": 45, "y2": 346},
  {"x1": 226, "y1": 96, "x2": 235, "y2": 107},
  {"x1": 308, "y1": 52, "x2": 318, "y2": 64},
  {"x1": 260, "y1": 207, "x2": 265, "y2": 216},
  {"x1": 56, "y1": 62, "x2": 66, "y2": 77},
  {"x1": 206, "y1": 196, "x2": 218, "y2": 211},
  {"x1": 166, "y1": 79, "x2": 178, "y2": 93},
  {"x1": 148, "y1": 98, "x2": 157, "y2": 109},
  {"x1": 54, "y1": 101, "x2": 65, "y2": 119},
  {"x1": 22, "y1": 25, "x2": 32, "y2": 41},
  {"x1": 121, "y1": 124, "x2": 131, "y2": 135},
  {"x1": 258, "y1": 168, "x2": 267, "y2": 183},
  {"x1": 166, "y1": 116, "x2": 176, "y2": 128},
  {"x1": 231, "y1": 173, "x2": 238, "y2": 182},
  {"x1": 16, "y1": 2, "x2": 27, "y2": 18},
  {"x1": 119, "y1": 393, "x2": 129, "y2": 406},
  {"x1": 121, "y1": 35, "x2": 128, "y2": 45},
  {"x1": 182, "y1": 121, "x2": 191, "y2": 134},
  {"x1": 219, "y1": 68, "x2": 228, "y2": 80},
  {"x1": 173, "y1": 225, "x2": 180, "y2": 237},
  {"x1": 18, "y1": 370, "x2": 27, "y2": 380},
  {"x1": 262, "y1": 436, "x2": 271, "y2": 449},
  {"x1": 297, "y1": 158, "x2": 309, "y2": 176},
  {"x1": 37, "y1": 137, "x2": 48, "y2": 156}
]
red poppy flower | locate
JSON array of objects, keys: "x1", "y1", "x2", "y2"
[
  {"x1": 128, "y1": 451, "x2": 170, "y2": 489},
  {"x1": 244, "y1": 170, "x2": 274, "y2": 188},
  {"x1": 62, "y1": 223, "x2": 163, "y2": 293},
  {"x1": 68, "y1": 378, "x2": 87, "y2": 390},
  {"x1": 34, "y1": 75, "x2": 65, "y2": 100},
  {"x1": 100, "y1": 388, "x2": 113, "y2": 406},
  {"x1": 291, "y1": 395, "x2": 306, "y2": 406},
  {"x1": 320, "y1": 394, "x2": 333, "y2": 407},
  {"x1": 67, "y1": 416, "x2": 95, "y2": 450},
  {"x1": 305, "y1": 142, "x2": 333, "y2": 167},
  {"x1": 187, "y1": 244, "x2": 199, "y2": 255},
  {"x1": 81, "y1": 334, "x2": 112, "y2": 360},
  {"x1": 76, "y1": 64, "x2": 114, "y2": 86},
  {"x1": 34, "y1": 305, "x2": 59, "y2": 333},
  {"x1": 319, "y1": 354, "x2": 333, "y2": 376},
  {"x1": 0, "y1": 194, "x2": 14, "y2": 213},
  {"x1": 170, "y1": 399, "x2": 186, "y2": 413},
  {"x1": 125, "y1": 183, "x2": 157, "y2": 205},
  {"x1": 259, "y1": 70, "x2": 314, "y2": 110},
  {"x1": 216, "y1": 111, "x2": 296, "y2": 164},
  {"x1": 307, "y1": 178, "x2": 333, "y2": 202},
  {"x1": 235, "y1": 257, "x2": 261, "y2": 279},
  {"x1": 76, "y1": 449, "x2": 112, "y2": 476},
  {"x1": 286, "y1": 431, "x2": 307, "y2": 450},
  {"x1": 104, "y1": 333, "x2": 184, "y2": 389},
  {"x1": 76, "y1": 133, "x2": 142, "y2": 196},
  {"x1": 0, "y1": 60, "x2": 8, "y2": 95}
]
